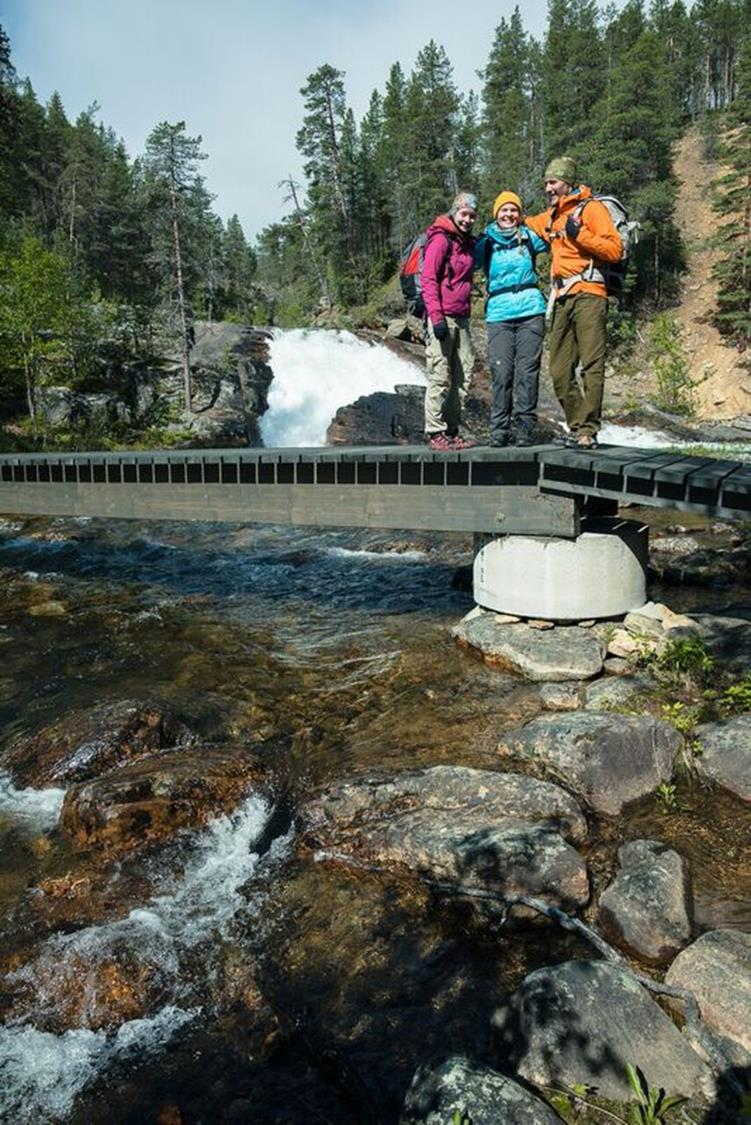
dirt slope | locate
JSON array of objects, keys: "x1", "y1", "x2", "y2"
[{"x1": 673, "y1": 126, "x2": 750, "y2": 419}]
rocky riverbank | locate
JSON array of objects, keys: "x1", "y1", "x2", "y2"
[{"x1": 0, "y1": 514, "x2": 749, "y2": 1123}]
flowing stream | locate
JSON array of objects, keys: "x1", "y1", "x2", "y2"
[{"x1": 0, "y1": 330, "x2": 749, "y2": 1123}]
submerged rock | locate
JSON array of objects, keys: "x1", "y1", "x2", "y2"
[
  {"x1": 496, "y1": 960, "x2": 714, "y2": 1102},
  {"x1": 400, "y1": 1056, "x2": 562, "y2": 1124},
  {"x1": 298, "y1": 765, "x2": 589, "y2": 910},
  {"x1": 60, "y1": 746, "x2": 271, "y2": 857},
  {"x1": 597, "y1": 839, "x2": 692, "y2": 964},
  {"x1": 666, "y1": 929, "x2": 751, "y2": 1066},
  {"x1": 694, "y1": 713, "x2": 751, "y2": 802},
  {"x1": 452, "y1": 613, "x2": 605, "y2": 682},
  {"x1": 497, "y1": 712, "x2": 682, "y2": 815},
  {"x1": 1, "y1": 699, "x2": 196, "y2": 787}
]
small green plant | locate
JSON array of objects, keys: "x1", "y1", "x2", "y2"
[
  {"x1": 719, "y1": 675, "x2": 751, "y2": 715},
  {"x1": 648, "y1": 637, "x2": 715, "y2": 684},
  {"x1": 659, "y1": 701, "x2": 700, "y2": 735},
  {"x1": 648, "y1": 312, "x2": 694, "y2": 416},
  {"x1": 452, "y1": 1110, "x2": 472, "y2": 1125},
  {"x1": 656, "y1": 781, "x2": 678, "y2": 813},
  {"x1": 625, "y1": 1063, "x2": 687, "y2": 1123}
]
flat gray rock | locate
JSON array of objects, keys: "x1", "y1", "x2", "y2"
[
  {"x1": 540, "y1": 683, "x2": 583, "y2": 711},
  {"x1": 692, "y1": 614, "x2": 751, "y2": 669},
  {"x1": 497, "y1": 960, "x2": 714, "y2": 1101},
  {"x1": 666, "y1": 929, "x2": 751, "y2": 1066},
  {"x1": 694, "y1": 714, "x2": 751, "y2": 802},
  {"x1": 452, "y1": 615, "x2": 604, "y2": 682},
  {"x1": 583, "y1": 675, "x2": 652, "y2": 711},
  {"x1": 597, "y1": 839, "x2": 692, "y2": 963},
  {"x1": 299, "y1": 765, "x2": 589, "y2": 910},
  {"x1": 498, "y1": 712, "x2": 682, "y2": 815},
  {"x1": 400, "y1": 1056, "x2": 563, "y2": 1124}
]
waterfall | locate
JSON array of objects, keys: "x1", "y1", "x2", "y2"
[{"x1": 262, "y1": 328, "x2": 424, "y2": 447}]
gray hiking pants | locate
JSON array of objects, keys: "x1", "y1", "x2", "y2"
[
  {"x1": 424, "y1": 316, "x2": 474, "y2": 435},
  {"x1": 487, "y1": 314, "x2": 544, "y2": 444}
]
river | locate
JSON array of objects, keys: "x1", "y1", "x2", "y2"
[{"x1": 0, "y1": 330, "x2": 749, "y2": 1124}]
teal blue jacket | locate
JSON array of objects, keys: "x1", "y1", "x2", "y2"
[{"x1": 475, "y1": 222, "x2": 548, "y2": 323}]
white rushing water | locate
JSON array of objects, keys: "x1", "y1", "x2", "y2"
[
  {"x1": 263, "y1": 328, "x2": 424, "y2": 447},
  {"x1": 0, "y1": 771, "x2": 65, "y2": 832},
  {"x1": 0, "y1": 794, "x2": 276, "y2": 1123}
]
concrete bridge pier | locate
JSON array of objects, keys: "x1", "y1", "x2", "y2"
[{"x1": 473, "y1": 511, "x2": 649, "y2": 622}]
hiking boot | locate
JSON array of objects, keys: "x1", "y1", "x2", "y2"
[
  {"x1": 451, "y1": 434, "x2": 475, "y2": 450},
  {"x1": 577, "y1": 434, "x2": 599, "y2": 450},
  {"x1": 552, "y1": 433, "x2": 578, "y2": 448},
  {"x1": 427, "y1": 432, "x2": 454, "y2": 451},
  {"x1": 514, "y1": 433, "x2": 535, "y2": 447}
]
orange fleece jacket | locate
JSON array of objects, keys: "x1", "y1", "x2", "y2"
[{"x1": 525, "y1": 184, "x2": 622, "y2": 300}]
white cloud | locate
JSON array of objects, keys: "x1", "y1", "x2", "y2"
[{"x1": 3, "y1": 0, "x2": 576, "y2": 241}]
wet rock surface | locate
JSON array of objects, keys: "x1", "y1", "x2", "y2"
[
  {"x1": 498, "y1": 712, "x2": 682, "y2": 815},
  {"x1": 497, "y1": 960, "x2": 714, "y2": 1102},
  {"x1": 298, "y1": 765, "x2": 589, "y2": 909},
  {"x1": 60, "y1": 746, "x2": 271, "y2": 856},
  {"x1": 453, "y1": 611, "x2": 605, "y2": 682},
  {"x1": 694, "y1": 713, "x2": 751, "y2": 802},
  {"x1": 596, "y1": 839, "x2": 692, "y2": 964},
  {"x1": 0, "y1": 699, "x2": 196, "y2": 787},
  {"x1": 400, "y1": 1056, "x2": 563, "y2": 1124},
  {"x1": 666, "y1": 929, "x2": 751, "y2": 1065}
]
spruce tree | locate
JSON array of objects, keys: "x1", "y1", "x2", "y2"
[
  {"x1": 404, "y1": 41, "x2": 461, "y2": 224},
  {"x1": 143, "y1": 121, "x2": 208, "y2": 409},
  {"x1": 712, "y1": 36, "x2": 751, "y2": 344},
  {"x1": 480, "y1": 8, "x2": 532, "y2": 206}
]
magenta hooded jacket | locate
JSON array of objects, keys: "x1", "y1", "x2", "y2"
[{"x1": 421, "y1": 214, "x2": 476, "y2": 326}]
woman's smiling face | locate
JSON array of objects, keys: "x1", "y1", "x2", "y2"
[{"x1": 496, "y1": 202, "x2": 521, "y2": 229}]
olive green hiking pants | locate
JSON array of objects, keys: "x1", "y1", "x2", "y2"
[
  {"x1": 424, "y1": 316, "x2": 474, "y2": 436},
  {"x1": 548, "y1": 292, "x2": 608, "y2": 436}
]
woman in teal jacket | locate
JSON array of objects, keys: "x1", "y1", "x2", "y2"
[{"x1": 476, "y1": 191, "x2": 548, "y2": 446}]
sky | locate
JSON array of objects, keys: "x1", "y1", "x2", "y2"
[{"x1": 4, "y1": 0, "x2": 559, "y2": 243}]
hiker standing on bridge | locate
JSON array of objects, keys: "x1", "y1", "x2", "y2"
[
  {"x1": 421, "y1": 190, "x2": 478, "y2": 451},
  {"x1": 475, "y1": 191, "x2": 548, "y2": 448},
  {"x1": 525, "y1": 157, "x2": 622, "y2": 450}
]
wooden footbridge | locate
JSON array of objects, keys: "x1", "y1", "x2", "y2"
[{"x1": 0, "y1": 444, "x2": 749, "y2": 536}]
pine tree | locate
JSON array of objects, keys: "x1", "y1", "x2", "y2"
[
  {"x1": 712, "y1": 36, "x2": 751, "y2": 344},
  {"x1": 480, "y1": 8, "x2": 532, "y2": 206},
  {"x1": 404, "y1": 41, "x2": 461, "y2": 224},
  {"x1": 381, "y1": 62, "x2": 411, "y2": 251},
  {"x1": 143, "y1": 121, "x2": 208, "y2": 409},
  {"x1": 541, "y1": 0, "x2": 605, "y2": 163}
]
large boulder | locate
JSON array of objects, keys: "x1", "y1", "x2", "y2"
[
  {"x1": 597, "y1": 839, "x2": 692, "y2": 964},
  {"x1": 666, "y1": 930, "x2": 751, "y2": 1066},
  {"x1": 60, "y1": 746, "x2": 271, "y2": 857},
  {"x1": 298, "y1": 766, "x2": 589, "y2": 911},
  {"x1": 498, "y1": 712, "x2": 682, "y2": 815},
  {"x1": 400, "y1": 1056, "x2": 563, "y2": 1124},
  {"x1": 453, "y1": 615, "x2": 605, "y2": 682},
  {"x1": 0, "y1": 699, "x2": 196, "y2": 787},
  {"x1": 694, "y1": 713, "x2": 751, "y2": 802},
  {"x1": 496, "y1": 960, "x2": 714, "y2": 1102},
  {"x1": 327, "y1": 385, "x2": 425, "y2": 445}
]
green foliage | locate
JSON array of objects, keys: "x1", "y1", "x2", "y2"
[
  {"x1": 655, "y1": 781, "x2": 679, "y2": 813},
  {"x1": 653, "y1": 636, "x2": 714, "y2": 680},
  {"x1": 452, "y1": 1111, "x2": 472, "y2": 1125},
  {"x1": 711, "y1": 38, "x2": 751, "y2": 349},
  {"x1": 718, "y1": 674, "x2": 751, "y2": 715},
  {"x1": 648, "y1": 313, "x2": 694, "y2": 415},
  {"x1": 624, "y1": 1063, "x2": 687, "y2": 1123}
]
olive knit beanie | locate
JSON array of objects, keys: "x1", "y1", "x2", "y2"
[{"x1": 544, "y1": 156, "x2": 577, "y2": 184}]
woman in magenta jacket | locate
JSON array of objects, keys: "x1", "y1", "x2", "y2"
[{"x1": 421, "y1": 191, "x2": 478, "y2": 451}]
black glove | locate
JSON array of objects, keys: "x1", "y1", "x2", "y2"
[
  {"x1": 565, "y1": 215, "x2": 582, "y2": 240},
  {"x1": 432, "y1": 319, "x2": 449, "y2": 341}
]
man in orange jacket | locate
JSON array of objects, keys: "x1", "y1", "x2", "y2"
[{"x1": 526, "y1": 156, "x2": 622, "y2": 449}]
